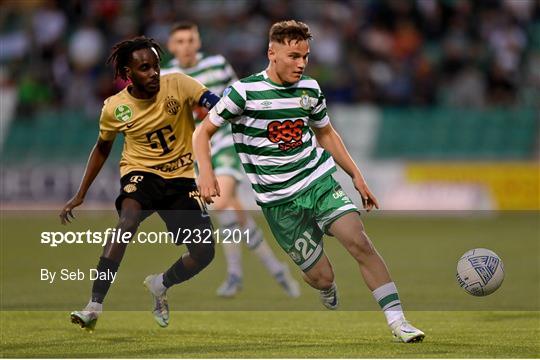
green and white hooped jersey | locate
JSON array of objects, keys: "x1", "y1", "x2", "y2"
[
  {"x1": 161, "y1": 53, "x2": 237, "y2": 155},
  {"x1": 208, "y1": 70, "x2": 336, "y2": 206}
]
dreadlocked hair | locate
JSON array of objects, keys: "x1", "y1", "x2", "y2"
[{"x1": 106, "y1": 36, "x2": 163, "y2": 80}]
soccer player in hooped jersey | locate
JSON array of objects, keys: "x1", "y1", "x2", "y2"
[
  {"x1": 162, "y1": 22, "x2": 300, "y2": 298},
  {"x1": 193, "y1": 21, "x2": 425, "y2": 342},
  {"x1": 60, "y1": 37, "x2": 221, "y2": 331}
]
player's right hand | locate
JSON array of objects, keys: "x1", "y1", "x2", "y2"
[
  {"x1": 197, "y1": 173, "x2": 220, "y2": 204},
  {"x1": 59, "y1": 195, "x2": 84, "y2": 224}
]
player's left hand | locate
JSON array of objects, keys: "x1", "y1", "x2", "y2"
[{"x1": 352, "y1": 177, "x2": 379, "y2": 211}]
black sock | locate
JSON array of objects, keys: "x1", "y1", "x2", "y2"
[
  {"x1": 163, "y1": 256, "x2": 200, "y2": 288},
  {"x1": 91, "y1": 256, "x2": 120, "y2": 303}
]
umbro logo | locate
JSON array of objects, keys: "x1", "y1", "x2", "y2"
[{"x1": 261, "y1": 100, "x2": 272, "y2": 109}]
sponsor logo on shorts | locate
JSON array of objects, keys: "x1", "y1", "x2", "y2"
[
  {"x1": 189, "y1": 190, "x2": 209, "y2": 216},
  {"x1": 333, "y1": 189, "x2": 344, "y2": 199},
  {"x1": 129, "y1": 175, "x2": 144, "y2": 183},
  {"x1": 333, "y1": 188, "x2": 351, "y2": 203}
]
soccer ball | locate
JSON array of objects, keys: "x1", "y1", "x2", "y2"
[{"x1": 456, "y1": 248, "x2": 504, "y2": 296}]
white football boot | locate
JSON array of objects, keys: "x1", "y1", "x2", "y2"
[
  {"x1": 70, "y1": 302, "x2": 102, "y2": 332},
  {"x1": 319, "y1": 283, "x2": 339, "y2": 310},
  {"x1": 144, "y1": 274, "x2": 170, "y2": 327},
  {"x1": 216, "y1": 273, "x2": 243, "y2": 297},
  {"x1": 391, "y1": 319, "x2": 425, "y2": 343}
]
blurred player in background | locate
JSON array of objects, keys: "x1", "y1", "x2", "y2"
[
  {"x1": 60, "y1": 36, "x2": 221, "y2": 331},
  {"x1": 162, "y1": 22, "x2": 300, "y2": 298},
  {"x1": 194, "y1": 20, "x2": 425, "y2": 343}
]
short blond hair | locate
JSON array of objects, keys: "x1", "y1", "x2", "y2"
[{"x1": 269, "y1": 20, "x2": 312, "y2": 44}]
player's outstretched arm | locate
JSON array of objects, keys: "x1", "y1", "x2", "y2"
[
  {"x1": 312, "y1": 123, "x2": 379, "y2": 211},
  {"x1": 59, "y1": 138, "x2": 114, "y2": 224},
  {"x1": 192, "y1": 117, "x2": 220, "y2": 204}
]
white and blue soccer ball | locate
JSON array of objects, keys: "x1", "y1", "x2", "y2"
[{"x1": 456, "y1": 248, "x2": 504, "y2": 296}]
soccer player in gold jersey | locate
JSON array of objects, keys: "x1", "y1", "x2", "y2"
[{"x1": 59, "y1": 37, "x2": 221, "y2": 331}]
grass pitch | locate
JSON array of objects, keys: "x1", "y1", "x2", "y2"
[
  {"x1": 1, "y1": 211, "x2": 539, "y2": 357},
  {"x1": 2, "y1": 311, "x2": 539, "y2": 358}
]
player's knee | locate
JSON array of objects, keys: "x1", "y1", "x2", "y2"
[
  {"x1": 202, "y1": 244, "x2": 215, "y2": 267},
  {"x1": 212, "y1": 194, "x2": 235, "y2": 211},
  {"x1": 190, "y1": 243, "x2": 215, "y2": 268},
  {"x1": 349, "y1": 232, "x2": 376, "y2": 261},
  {"x1": 212, "y1": 199, "x2": 228, "y2": 211},
  {"x1": 117, "y1": 215, "x2": 140, "y2": 235},
  {"x1": 307, "y1": 267, "x2": 334, "y2": 289}
]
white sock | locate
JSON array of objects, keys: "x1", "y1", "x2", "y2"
[
  {"x1": 321, "y1": 282, "x2": 337, "y2": 294},
  {"x1": 252, "y1": 240, "x2": 284, "y2": 276},
  {"x1": 222, "y1": 242, "x2": 242, "y2": 278},
  {"x1": 84, "y1": 300, "x2": 103, "y2": 313},
  {"x1": 244, "y1": 216, "x2": 283, "y2": 276},
  {"x1": 217, "y1": 208, "x2": 243, "y2": 278},
  {"x1": 372, "y1": 282, "x2": 405, "y2": 326}
]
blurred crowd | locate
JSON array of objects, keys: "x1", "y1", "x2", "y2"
[{"x1": 1, "y1": 0, "x2": 539, "y2": 119}]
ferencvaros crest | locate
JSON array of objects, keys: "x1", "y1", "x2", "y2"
[{"x1": 165, "y1": 96, "x2": 180, "y2": 115}]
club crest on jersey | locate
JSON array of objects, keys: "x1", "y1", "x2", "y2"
[
  {"x1": 165, "y1": 96, "x2": 180, "y2": 115},
  {"x1": 115, "y1": 105, "x2": 133, "y2": 122},
  {"x1": 299, "y1": 91, "x2": 313, "y2": 110}
]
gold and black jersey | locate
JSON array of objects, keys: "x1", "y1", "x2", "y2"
[{"x1": 99, "y1": 73, "x2": 207, "y2": 179}]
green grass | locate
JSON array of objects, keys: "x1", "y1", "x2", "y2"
[
  {"x1": 1, "y1": 211, "x2": 539, "y2": 357},
  {"x1": 1, "y1": 311, "x2": 539, "y2": 358}
]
